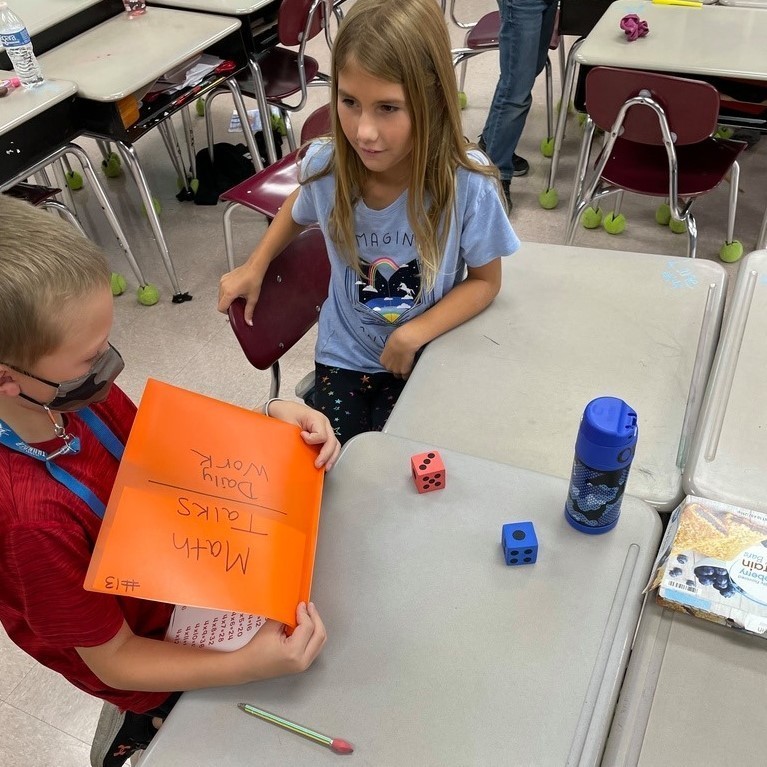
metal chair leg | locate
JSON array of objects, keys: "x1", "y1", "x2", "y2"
[
  {"x1": 566, "y1": 117, "x2": 597, "y2": 228},
  {"x1": 41, "y1": 199, "x2": 86, "y2": 235},
  {"x1": 543, "y1": 38, "x2": 584, "y2": 199},
  {"x1": 758, "y1": 203, "x2": 767, "y2": 250},
  {"x1": 248, "y1": 56, "x2": 279, "y2": 165},
  {"x1": 544, "y1": 58, "x2": 553, "y2": 142},
  {"x1": 724, "y1": 161, "x2": 740, "y2": 244},
  {"x1": 686, "y1": 210, "x2": 698, "y2": 259},
  {"x1": 222, "y1": 201, "x2": 241, "y2": 272},
  {"x1": 226, "y1": 78, "x2": 264, "y2": 173},
  {"x1": 158, "y1": 120, "x2": 193, "y2": 198}
]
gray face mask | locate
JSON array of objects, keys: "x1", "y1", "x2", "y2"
[{"x1": 10, "y1": 343, "x2": 124, "y2": 412}]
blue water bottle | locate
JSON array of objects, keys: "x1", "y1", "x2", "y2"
[{"x1": 564, "y1": 397, "x2": 638, "y2": 534}]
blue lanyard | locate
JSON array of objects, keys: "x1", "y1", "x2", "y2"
[{"x1": 0, "y1": 408, "x2": 124, "y2": 519}]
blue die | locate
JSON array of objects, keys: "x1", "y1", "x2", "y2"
[{"x1": 501, "y1": 522, "x2": 538, "y2": 566}]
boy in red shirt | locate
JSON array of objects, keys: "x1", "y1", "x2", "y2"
[{"x1": 0, "y1": 196, "x2": 339, "y2": 766}]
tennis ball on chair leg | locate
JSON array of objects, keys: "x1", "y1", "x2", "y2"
[
  {"x1": 195, "y1": 97, "x2": 205, "y2": 117},
  {"x1": 141, "y1": 197, "x2": 162, "y2": 217},
  {"x1": 720, "y1": 241, "x2": 743, "y2": 263},
  {"x1": 65, "y1": 171, "x2": 83, "y2": 190},
  {"x1": 102, "y1": 153, "x2": 122, "y2": 178},
  {"x1": 538, "y1": 188, "x2": 558, "y2": 209},
  {"x1": 110, "y1": 273, "x2": 127, "y2": 296},
  {"x1": 457, "y1": 91, "x2": 468, "y2": 110},
  {"x1": 137, "y1": 284, "x2": 160, "y2": 306},
  {"x1": 581, "y1": 206, "x2": 603, "y2": 229},
  {"x1": 655, "y1": 203, "x2": 671, "y2": 226},
  {"x1": 603, "y1": 212, "x2": 626, "y2": 235},
  {"x1": 669, "y1": 217, "x2": 687, "y2": 234},
  {"x1": 540, "y1": 137, "x2": 555, "y2": 157}
]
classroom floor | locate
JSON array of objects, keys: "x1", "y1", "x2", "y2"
[{"x1": 2, "y1": 1, "x2": 766, "y2": 764}]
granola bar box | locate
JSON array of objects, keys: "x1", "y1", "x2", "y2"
[{"x1": 647, "y1": 495, "x2": 767, "y2": 637}]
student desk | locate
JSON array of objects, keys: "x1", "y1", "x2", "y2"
[
  {"x1": 602, "y1": 598, "x2": 767, "y2": 765},
  {"x1": 0, "y1": 74, "x2": 148, "y2": 287},
  {"x1": 683, "y1": 250, "x2": 767, "y2": 512},
  {"x1": 36, "y1": 7, "x2": 244, "y2": 300},
  {"x1": 546, "y1": 0, "x2": 767, "y2": 221},
  {"x1": 139, "y1": 432, "x2": 662, "y2": 767},
  {"x1": 575, "y1": 0, "x2": 767, "y2": 80},
  {"x1": 146, "y1": 0, "x2": 287, "y2": 165},
  {"x1": 718, "y1": 0, "x2": 767, "y2": 6},
  {"x1": 384, "y1": 243, "x2": 727, "y2": 512}
]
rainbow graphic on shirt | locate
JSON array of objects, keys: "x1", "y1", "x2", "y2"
[{"x1": 356, "y1": 256, "x2": 421, "y2": 324}]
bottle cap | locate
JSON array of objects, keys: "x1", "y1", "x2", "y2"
[{"x1": 575, "y1": 396, "x2": 637, "y2": 471}]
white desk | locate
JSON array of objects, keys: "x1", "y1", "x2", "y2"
[
  {"x1": 603, "y1": 598, "x2": 767, "y2": 766},
  {"x1": 148, "y1": 0, "x2": 273, "y2": 13},
  {"x1": 683, "y1": 250, "x2": 767, "y2": 511},
  {"x1": 0, "y1": 77, "x2": 76, "y2": 137},
  {"x1": 38, "y1": 8, "x2": 240, "y2": 102},
  {"x1": 718, "y1": 0, "x2": 767, "y2": 7},
  {"x1": 385, "y1": 243, "x2": 727, "y2": 512},
  {"x1": 0, "y1": 0, "x2": 101, "y2": 40},
  {"x1": 575, "y1": 0, "x2": 767, "y2": 81},
  {"x1": 139, "y1": 432, "x2": 661, "y2": 767},
  {"x1": 36, "y1": 7, "x2": 243, "y2": 300}
]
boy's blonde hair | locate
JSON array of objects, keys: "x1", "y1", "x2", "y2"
[
  {"x1": 0, "y1": 195, "x2": 110, "y2": 369},
  {"x1": 318, "y1": 0, "x2": 499, "y2": 290}
]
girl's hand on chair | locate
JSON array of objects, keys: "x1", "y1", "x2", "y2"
[
  {"x1": 268, "y1": 400, "x2": 341, "y2": 470},
  {"x1": 381, "y1": 326, "x2": 419, "y2": 378},
  {"x1": 217, "y1": 263, "x2": 264, "y2": 325}
]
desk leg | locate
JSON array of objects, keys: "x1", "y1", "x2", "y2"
[
  {"x1": 248, "y1": 56, "x2": 278, "y2": 165},
  {"x1": 157, "y1": 120, "x2": 194, "y2": 200},
  {"x1": 113, "y1": 140, "x2": 192, "y2": 303},
  {"x1": 541, "y1": 38, "x2": 584, "y2": 207},
  {"x1": 64, "y1": 144, "x2": 150, "y2": 291},
  {"x1": 226, "y1": 79, "x2": 264, "y2": 173},
  {"x1": 758, "y1": 203, "x2": 767, "y2": 251}
]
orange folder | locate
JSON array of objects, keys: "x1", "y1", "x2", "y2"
[{"x1": 85, "y1": 379, "x2": 325, "y2": 627}]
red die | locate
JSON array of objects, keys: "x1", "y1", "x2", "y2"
[{"x1": 411, "y1": 450, "x2": 446, "y2": 494}]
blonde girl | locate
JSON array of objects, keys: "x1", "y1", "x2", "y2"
[{"x1": 218, "y1": 0, "x2": 520, "y2": 443}]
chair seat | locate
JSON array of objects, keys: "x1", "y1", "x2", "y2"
[
  {"x1": 220, "y1": 150, "x2": 301, "y2": 217},
  {"x1": 466, "y1": 11, "x2": 500, "y2": 50},
  {"x1": 260, "y1": 46, "x2": 321, "y2": 101},
  {"x1": 4, "y1": 182, "x2": 61, "y2": 206},
  {"x1": 600, "y1": 137, "x2": 746, "y2": 197}
]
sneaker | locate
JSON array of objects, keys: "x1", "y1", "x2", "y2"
[
  {"x1": 91, "y1": 702, "x2": 156, "y2": 767},
  {"x1": 511, "y1": 153, "x2": 529, "y2": 177},
  {"x1": 477, "y1": 136, "x2": 529, "y2": 177}
]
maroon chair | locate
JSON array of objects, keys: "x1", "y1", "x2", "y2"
[
  {"x1": 449, "y1": 3, "x2": 562, "y2": 156},
  {"x1": 567, "y1": 67, "x2": 746, "y2": 260},
  {"x1": 248, "y1": 0, "x2": 331, "y2": 160},
  {"x1": 221, "y1": 103, "x2": 331, "y2": 270},
  {"x1": 228, "y1": 226, "x2": 330, "y2": 400}
]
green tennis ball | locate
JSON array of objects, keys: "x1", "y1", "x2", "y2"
[
  {"x1": 540, "y1": 137, "x2": 555, "y2": 158},
  {"x1": 195, "y1": 97, "x2": 205, "y2": 117},
  {"x1": 603, "y1": 212, "x2": 626, "y2": 235},
  {"x1": 457, "y1": 91, "x2": 468, "y2": 110},
  {"x1": 65, "y1": 171, "x2": 84, "y2": 191},
  {"x1": 669, "y1": 217, "x2": 687, "y2": 234},
  {"x1": 190, "y1": 178, "x2": 200, "y2": 194},
  {"x1": 137, "y1": 284, "x2": 160, "y2": 306},
  {"x1": 655, "y1": 203, "x2": 671, "y2": 226},
  {"x1": 719, "y1": 240, "x2": 744, "y2": 263},
  {"x1": 102, "y1": 155, "x2": 122, "y2": 178},
  {"x1": 538, "y1": 188, "x2": 558, "y2": 209},
  {"x1": 715, "y1": 125, "x2": 734, "y2": 139},
  {"x1": 141, "y1": 197, "x2": 162, "y2": 217},
  {"x1": 581, "y1": 206, "x2": 603, "y2": 229},
  {"x1": 110, "y1": 272, "x2": 127, "y2": 296},
  {"x1": 577, "y1": 112, "x2": 587, "y2": 128},
  {"x1": 270, "y1": 113, "x2": 287, "y2": 136}
]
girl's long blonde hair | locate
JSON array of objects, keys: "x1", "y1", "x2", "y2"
[{"x1": 311, "y1": 0, "x2": 499, "y2": 291}]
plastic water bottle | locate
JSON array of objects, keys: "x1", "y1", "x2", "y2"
[
  {"x1": 564, "y1": 396, "x2": 638, "y2": 534},
  {"x1": 0, "y1": 2, "x2": 43, "y2": 88}
]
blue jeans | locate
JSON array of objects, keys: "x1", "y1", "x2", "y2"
[{"x1": 481, "y1": 0, "x2": 558, "y2": 181}]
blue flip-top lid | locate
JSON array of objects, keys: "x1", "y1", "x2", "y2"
[{"x1": 575, "y1": 397, "x2": 638, "y2": 471}]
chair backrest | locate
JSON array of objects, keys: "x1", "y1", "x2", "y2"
[
  {"x1": 585, "y1": 67, "x2": 721, "y2": 145},
  {"x1": 278, "y1": 0, "x2": 326, "y2": 46},
  {"x1": 300, "y1": 103, "x2": 332, "y2": 144},
  {"x1": 559, "y1": 0, "x2": 615, "y2": 38},
  {"x1": 228, "y1": 226, "x2": 330, "y2": 371}
]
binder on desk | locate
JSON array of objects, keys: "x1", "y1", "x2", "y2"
[{"x1": 84, "y1": 379, "x2": 324, "y2": 628}]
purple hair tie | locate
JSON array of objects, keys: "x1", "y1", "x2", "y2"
[{"x1": 620, "y1": 13, "x2": 649, "y2": 41}]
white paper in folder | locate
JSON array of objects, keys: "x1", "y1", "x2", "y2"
[{"x1": 165, "y1": 606, "x2": 265, "y2": 652}]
